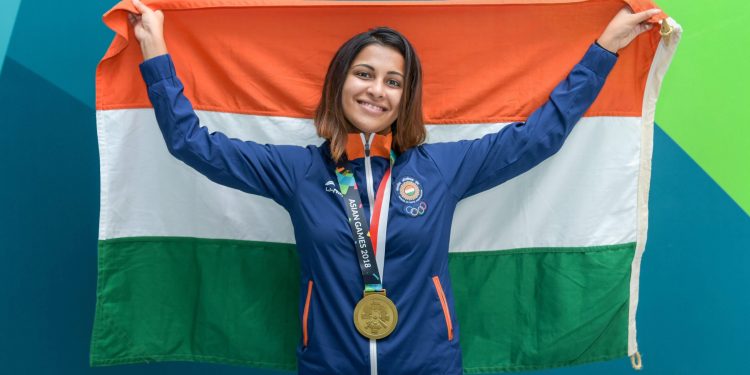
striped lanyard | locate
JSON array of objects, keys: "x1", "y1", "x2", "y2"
[{"x1": 335, "y1": 150, "x2": 396, "y2": 293}]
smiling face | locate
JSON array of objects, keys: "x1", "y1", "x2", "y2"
[
  {"x1": 341, "y1": 44, "x2": 405, "y2": 135},
  {"x1": 314, "y1": 27, "x2": 425, "y2": 162}
]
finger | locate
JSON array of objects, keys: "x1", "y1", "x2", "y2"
[
  {"x1": 635, "y1": 22, "x2": 654, "y2": 36},
  {"x1": 632, "y1": 8, "x2": 662, "y2": 23},
  {"x1": 131, "y1": 0, "x2": 152, "y2": 15},
  {"x1": 127, "y1": 13, "x2": 139, "y2": 25}
]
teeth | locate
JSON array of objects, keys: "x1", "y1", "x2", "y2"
[{"x1": 359, "y1": 101, "x2": 385, "y2": 112}]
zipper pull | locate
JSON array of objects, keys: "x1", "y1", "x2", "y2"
[{"x1": 364, "y1": 134, "x2": 371, "y2": 157}]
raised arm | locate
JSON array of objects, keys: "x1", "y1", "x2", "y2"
[
  {"x1": 128, "y1": 0, "x2": 168, "y2": 60},
  {"x1": 129, "y1": 0, "x2": 311, "y2": 207},
  {"x1": 424, "y1": 6, "x2": 661, "y2": 200}
]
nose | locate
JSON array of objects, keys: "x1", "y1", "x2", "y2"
[{"x1": 367, "y1": 80, "x2": 385, "y2": 98}]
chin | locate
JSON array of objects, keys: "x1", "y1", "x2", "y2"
[{"x1": 360, "y1": 126, "x2": 391, "y2": 135}]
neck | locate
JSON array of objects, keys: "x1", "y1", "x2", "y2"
[{"x1": 355, "y1": 130, "x2": 391, "y2": 138}]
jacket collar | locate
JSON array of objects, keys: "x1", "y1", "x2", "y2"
[{"x1": 345, "y1": 132, "x2": 392, "y2": 160}]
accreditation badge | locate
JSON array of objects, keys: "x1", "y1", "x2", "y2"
[{"x1": 353, "y1": 290, "x2": 399, "y2": 340}]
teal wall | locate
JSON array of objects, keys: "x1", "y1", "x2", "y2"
[{"x1": 0, "y1": 1, "x2": 747, "y2": 374}]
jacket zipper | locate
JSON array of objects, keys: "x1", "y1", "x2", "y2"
[
  {"x1": 361, "y1": 132, "x2": 379, "y2": 375},
  {"x1": 302, "y1": 279, "x2": 313, "y2": 347},
  {"x1": 432, "y1": 276, "x2": 454, "y2": 341},
  {"x1": 361, "y1": 133, "x2": 376, "y2": 220}
]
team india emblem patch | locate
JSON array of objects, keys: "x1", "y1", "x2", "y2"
[{"x1": 397, "y1": 176, "x2": 423, "y2": 203}]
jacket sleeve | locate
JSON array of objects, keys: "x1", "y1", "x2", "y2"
[
  {"x1": 139, "y1": 54, "x2": 311, "y2": 208},
  {"x1": 423, "y1": 42, "x2": 618, "y2": 200}
]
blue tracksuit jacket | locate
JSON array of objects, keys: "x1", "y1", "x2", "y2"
[{"x1": 139, "y1": 42, "x2": 617, "y2": 374}]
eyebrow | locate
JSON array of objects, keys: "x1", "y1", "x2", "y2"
[{"x1": 352, "y1": 63, "x2": 404, "y2": 78}]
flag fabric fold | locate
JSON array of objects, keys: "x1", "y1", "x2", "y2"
[{"x1": 91, "y1": 0, "x2": 680, "y2": 372}]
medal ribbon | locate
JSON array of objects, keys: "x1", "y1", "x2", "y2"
[{"x1": 335, "y1": 150, "x2": 396, "y2": 293}]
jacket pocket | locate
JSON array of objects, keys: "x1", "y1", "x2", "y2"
[
  {"x1": 432, "y1": 276, "x2": 454, "y2": 341},
  {"x1": 303, "y1": 279, "x2": 314, "y2": 347}
]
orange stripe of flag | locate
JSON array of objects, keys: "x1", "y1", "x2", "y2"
[{"x1": 98, "y1": 0, "x2": 665, "y2": 122}]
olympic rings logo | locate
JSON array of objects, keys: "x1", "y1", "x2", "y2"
[{"x1": 404, "y1": 201, "x2": 428, "y2": 217}]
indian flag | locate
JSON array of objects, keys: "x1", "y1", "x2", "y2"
[{"x1": 91, "y1": 0, "x2": 681, "y2": 372}]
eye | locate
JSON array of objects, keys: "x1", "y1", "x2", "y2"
[
  {"x1": 387, "y1": 79, "x2": 402, "y2": 88},
  {"x1": 355, "y1": 71, "x2": 371, "y2": 79}
]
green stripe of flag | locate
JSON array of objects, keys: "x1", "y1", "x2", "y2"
[
  {"x1": 452, "y1": 243, "x2": 634, "y2": 373},
  {"x1": 90, "y1": 238, "x2": 299, "y2": 369},
  {"x1": 91, "y1": 238, "x2": 635, "y2": 371}
]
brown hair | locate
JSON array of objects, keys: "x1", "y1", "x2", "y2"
[{"x1": 314, "y1": 26, "x2": 425, "y2": 162}]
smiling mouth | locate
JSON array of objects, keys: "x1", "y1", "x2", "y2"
[{"x1": 357, "y1": 100, "x2": 387, "y2": 113}]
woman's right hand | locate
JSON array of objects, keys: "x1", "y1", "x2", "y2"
[{"x1": 127, "y1": 0, "x2": 168, "y2": 60}]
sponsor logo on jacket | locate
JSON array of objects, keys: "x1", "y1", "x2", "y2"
[{"x1": 325, "y1": 180, "x2": 343, "y2": 197}]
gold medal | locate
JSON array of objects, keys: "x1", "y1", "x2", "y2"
[{"x1": 353, "y1": 290, "x2": 398, "y2": 340}]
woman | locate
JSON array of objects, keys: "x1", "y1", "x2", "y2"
[{"x1": 129, "y1": 0, "x2": 660, "y2": 373}]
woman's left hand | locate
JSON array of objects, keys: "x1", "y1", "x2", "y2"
[{"x1": 597, "y1": 7, "x2": 662, "y2": 54}]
